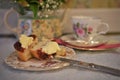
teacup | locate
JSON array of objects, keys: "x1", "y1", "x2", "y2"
[{"x1": 72, "y1": 16, "x2": 109, "y2": 42}]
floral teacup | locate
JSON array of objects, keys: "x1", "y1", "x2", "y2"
[{"x1": 72, "y1": 16, "x2": 109, "y2": 42}]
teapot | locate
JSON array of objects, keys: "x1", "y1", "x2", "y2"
[{"x1": 4, "y1": 8, "x2": 67, "y2": 40}]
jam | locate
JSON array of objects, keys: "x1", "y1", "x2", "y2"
[
  {"x1": 37, "y1": 50, "x2": 51, "y2": 60},
  {"x1": 14, "y1": 41, "x2": 24, "y2": 52},
  {"x1": 14, "y1": 35, "x2": 36, "y2": 52}
]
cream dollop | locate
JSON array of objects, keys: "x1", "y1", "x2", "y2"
[
  {"x1": 19, "y1": 35, "x2": 33, "y2": 49},
  {"x1": 42, "y1": 42, "x2": 61, "y2": 55}
]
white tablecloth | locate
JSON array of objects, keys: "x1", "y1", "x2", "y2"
[{"x1": 0, "y1": 35, "x2": 120, "y2": 80}]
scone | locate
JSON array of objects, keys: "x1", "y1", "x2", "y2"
[
  {"x1": 56, "y1": 47, "x2": 66, "y2": 56},
  {"x1": 14, "y1": 41, "x2": 32, "y2": 61},
  {"x1": 31, "y1": 49, "x2": 51, "y2": 60},
  {"x1": 14, "y1": 34, "x2": 38, "y2": 61},
  {"x1": 30, "y1": 42, "x2": 52, "y2": 60},
  {"x1": 28, "y1": 35, "x2": 38, "y2": 48},
  {"x1": 31, "y1": 41, "x2": 61, "y2": 60}
]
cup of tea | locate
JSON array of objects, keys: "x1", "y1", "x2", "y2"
[{"x1": 72, "y1": 16, "x2": 109, "y2": 42}]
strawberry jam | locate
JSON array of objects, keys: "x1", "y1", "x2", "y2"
[
  {"x1": 37, "y1": 50, "x2": 50, "y2": 60},
  {"x1": 14, "y1": 41, "x2": 24, "y2": 52}
]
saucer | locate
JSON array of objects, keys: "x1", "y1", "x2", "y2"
[{"x1": 60, "y1": 34, "x2": 107, "y2": 48}]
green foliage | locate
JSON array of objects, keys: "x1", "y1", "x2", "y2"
[{"x1": 14, "y1": 0, "x2": 65, "y2": 18}]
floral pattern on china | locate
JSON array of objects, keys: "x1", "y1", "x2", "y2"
[
  {"x1": 73, "y1": 22, "x2": 93, "y2": 39},
  {"x1": 4, "y1": 0, "x2": 67, "y2": 40},
  {"x1": 32, "y1": 19, "x2": 62, "y2": 40}
]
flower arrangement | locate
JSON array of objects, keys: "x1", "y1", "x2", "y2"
[{"x1": 14, "y1": 0, "x2": 66, "y2": 18}]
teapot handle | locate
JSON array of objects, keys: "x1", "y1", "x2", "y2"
[{"x1": 4, "y1": 8, "x2": 20, "y2": 34}]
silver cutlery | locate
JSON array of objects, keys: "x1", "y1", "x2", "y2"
[{"x1": 56, "y1": 57, "x2": 120, "y2": 77}]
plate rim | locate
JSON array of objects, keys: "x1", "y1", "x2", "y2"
[
  {"x1": 60, "y1": 34, "x2": 107, "y2": 47},
  {"x1": 60, "y1": 34, "x2": 119, "y2": 51},
  {"x1": 5, "y1": 46, "x2": 76, "y2": 71}
]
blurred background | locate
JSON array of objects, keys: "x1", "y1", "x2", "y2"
[
  {"x1": 0, "y1": 0, "x2": 120, "y2": 9},
  {"x1": 0, "y1": 0, "x2": 120, "y2": 36},
  {"x1": 63, "y1": 0, "x2": 120, "y2": 8}
]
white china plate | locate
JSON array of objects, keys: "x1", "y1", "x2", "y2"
[
  {"x1": 5, "y1": 46, "x2": 76, "y2": 71},
  {"x1": 60, "y1": 34, "x2": 107, "y2": 48}
]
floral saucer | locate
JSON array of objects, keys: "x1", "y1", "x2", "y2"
[{"x1": 60, "y1": 34, "x2": 107, "y2": 48}]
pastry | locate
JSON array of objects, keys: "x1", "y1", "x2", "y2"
[
  {"x1": 31, "y1": 41, "x2": 62, "y2": 60},
  {"x1": 14, "y1": 34, "x2": 38, "y2": 61},
  {"x1": 14, "y1": 34, "x2": 67, "y2": 61},
  {"x1": 14, "y1": 41, "x2": 32, "y2": 61}
]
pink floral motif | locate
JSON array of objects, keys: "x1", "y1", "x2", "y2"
[{"x1": 76, "y1": 28, "x2": 85, "y2": 37}]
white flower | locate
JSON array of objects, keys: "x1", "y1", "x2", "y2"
[
  {"x1": 52, "y1": 5, "x2": 57, "y2": 9},
  {"x1": 46, "y1": 4, "x2": 49, "y2": 8},
  {"x1": 40, "y1": 2, "x2": 43, "y2": 5}
]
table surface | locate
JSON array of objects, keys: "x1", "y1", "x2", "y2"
[{"x1": 0, "y1": 35, "x2": 120, "y2": 80}]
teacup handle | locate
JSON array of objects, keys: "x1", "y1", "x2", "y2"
[
  {"x1": 97, "y1": 22, "x2": 109, "y2": 34},
  {"x1": 4, "y1": 8, "x2": 20, "y2": 35}
]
